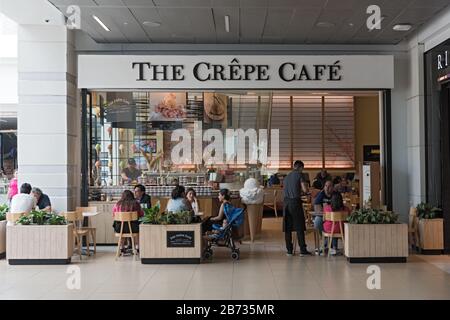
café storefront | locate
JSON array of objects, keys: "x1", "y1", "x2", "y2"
[
  {"x1": 425, "y1": 39, "x2": 450, "y2": 253},
  {"x1": 77, "y1": 54, "x2": 394, "y2": 244}
]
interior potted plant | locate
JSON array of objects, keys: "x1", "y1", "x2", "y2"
[
  {"x1": 139, "y1": 203, "x2": 202, "y2": 264},
  {"x1": 7, "y1": 210, "x2": 73, "y2": 265},
  {"x1": 344, "y1": 208, "x2": 408, "y2": 263},
  {"x1": 0, "y1": 204, "x2": 7, "y2": 259},
  {"x1": 416, "y1": 202, "x2": 443, "y2": 254}
]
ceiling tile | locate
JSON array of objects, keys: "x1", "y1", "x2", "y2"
[
  {"x1": 49, "y1": 0, "x2": 97, "y2": 6},
  {"x1": 262, "y1": 8, "x2": 294, "y2": 38},
  {"x1": 213, "y1": 7, "x2": 239, "y2": 42},
  {"x1": 240, "y1": 7, "x2": 266, "y2": 40},
  {"x1": 239, "y1": 0, "x2": 268, "y2": 7},
  {"x1": 153, "y1": 0, "x2": 212, "y2": 7},
  {"x1": 121, "y1": 0, "x2": 156, "y2": 6},
  {"x1": 212, "y1": 0, "x2": 240, "y2": 7}
]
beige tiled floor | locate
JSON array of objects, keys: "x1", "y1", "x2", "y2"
[{"x1": 1, "y1": 217, "x2": 450, "y2": 300}]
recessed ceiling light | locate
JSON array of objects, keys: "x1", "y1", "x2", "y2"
[
  {"x1": 225, "y1": 15, "x2": 230, "y2": 33},
  {"x1": 311, "y1": 92, "x2": 330, "y2": 95},
  {"x1": 143, "y1": 21, "x2": 161, "y2": 27},
  {"x1": 93, "y1": 15, "x2": 110, "y2": 32},
  {"x1": 123, "y1": 22, "x2": 128, "y2": 25},
  {"x1": 393, "y1": 23, "x2": 412, "y2": 31},
  {"x1": 316, "y1": 21, "x2": 335, "y2": 28}
]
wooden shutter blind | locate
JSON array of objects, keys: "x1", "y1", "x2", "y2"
[
  {"x1": 292, "y1": 96, "x2": 323, "y2": 168},
  {"x1": 324, "y1": 96, "x2": 354, "y2": 168},
  {"x1": 270, "y1": 96, "x2": 292, "y2": 169},
  {"x1": 270, "y1": 95, "x2": 355, "y2": 169}
]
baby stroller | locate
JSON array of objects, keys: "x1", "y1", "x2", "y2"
[{"x1": 203, "y1": 204, "x2": 245, "y2": 260}]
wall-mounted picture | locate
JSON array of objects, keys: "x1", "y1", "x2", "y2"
[
  {"x1": 203, "y1": 92, "x2": 227, "y2": 127},
  {"x1": 149, "y1": 92, "x2": 186, "y2": 121},
  {"x1": 135, "y1": 139, "x2": 157, "y2": 154}
]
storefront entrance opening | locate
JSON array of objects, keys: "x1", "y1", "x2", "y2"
[{"x1": 80, "y1": 89, "x2": 390, "y2": 245}]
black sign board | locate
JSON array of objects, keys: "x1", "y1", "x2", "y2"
[{"x1": 167, "y1": 231, "x2": 195, "y2": 248}]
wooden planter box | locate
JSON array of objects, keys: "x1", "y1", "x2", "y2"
[
  {"x1": 0, "y1": 220, "x2": 6, "y2": 259},
  {"x1": 344, "y1": 223, "x2": 408, "y2": 263},
  {"x1": 418, "y1": 218, "x2": 444, "y2": 253},
  {"x1": 7, "y1": 224, "x2": 74, "y2": 265},
  {"x1": 139, "y1": 223, "x2": 202, "y2": 264}
]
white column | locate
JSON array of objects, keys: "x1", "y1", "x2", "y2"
[
  {"x1": 406, "y1": 40, "x2": 426, "y2": 208},
  {"x1": 17, "y1": 25, "x2": 79, "y2": 212}
]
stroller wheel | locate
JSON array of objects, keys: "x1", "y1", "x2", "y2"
[
  {"x1": 203, "y1": 249, "x2": 213, "y2": 260},
  {"x1": 231, "y1": 251, "x2": 240, "y2": 260}
]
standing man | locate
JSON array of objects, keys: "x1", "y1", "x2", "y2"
[{"x1": 283, "y1": 160, "x2": 312, "y2": 256}]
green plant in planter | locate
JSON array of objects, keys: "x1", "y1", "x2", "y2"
[
  {"x1": 16, "y1": 215, "x2": 32, "y2": 225},
  {"x1": 140, "y1": 201, "x2": 192, "y2": 225},
  {"x1": 140, "y1": 202, "x2": 161, "y2": 224},
  {"x1": 0, "y1": 204, "x2": 8, "y2": 221},
  {"x1": 47, "y1": 214, "x2": 67, "y2": 225},
  {"x1": 15, "y1": 211, "x2": 67, "y2": 225},
  {"x1": 31, "y1": 210, "x2": 47, "y2": 225},
  {"x1": 416, "y1": 202, "x2": 442, "y2": 219},
  {"x1": 347, "y1": 208, "x2": 399, "y2": 224}
]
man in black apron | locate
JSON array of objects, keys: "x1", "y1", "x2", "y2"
[{"x1": 283, "y1": 160, "x2": 312, "y2": 256}]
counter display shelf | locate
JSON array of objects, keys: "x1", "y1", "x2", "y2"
[
  {"x1": 0, "y1": 220, "x2": 6, "y2": 259},
  {"x1": 139, "y1": 223, "x2": 203, "y2": 264},
  {"x1": 7, "y1": 224, "x2": 74, "y2": 265}
]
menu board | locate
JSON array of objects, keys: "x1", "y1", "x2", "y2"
[{"x1": 105, "y1": 92, "x2": 136, "y2": 128}]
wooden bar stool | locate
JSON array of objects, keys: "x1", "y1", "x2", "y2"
[
  {"x1": 62, "y1": 211, "x2": 90, "y2": 259},
  {"x1": 322, "y1": 211, "x2": 348, "y2": 257},
  {"x1": 114, "y1": 211, "x2": 139, "y2": 260},
  {"x1": 6, "y1": 212, "x2": 26, "y2": 224},
  {"x1": 76, "y1": 206, "x2": 98, "y2": 254}
]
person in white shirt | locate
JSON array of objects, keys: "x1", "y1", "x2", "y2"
[{"x1": 10, "y1": 183, "x2": 36, "y2": 214}]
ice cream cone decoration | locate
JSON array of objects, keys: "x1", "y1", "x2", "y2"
[
  {"x1": 95, "y1": 144, "x2": 101, "y2": 157},
  {"x1": 107, "y1": 127, "x2": 112, "y2": 138},
  {"x1": 119, "y1": 128, "x2": 125, "y2": 138},
  {"x1": 119, "y1": 144, "x2": 124, "y2": 155},
  {"x1": 119, "y1": 160, "x2": 126, "y2": 170},
  {"x1": 107, "y1": 144, "x2": 112, "y2": 155},
  {"x1": 108, "y1": 160, "x2": 113, "y2": 171}
]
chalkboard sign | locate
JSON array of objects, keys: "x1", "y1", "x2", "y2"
[{"x1": 166, "y1": 231, "x2": 195, "y2": 248}]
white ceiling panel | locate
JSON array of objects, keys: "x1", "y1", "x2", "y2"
[{"x1": 48, "y1": 0, "x2": 450, "y2": 44}]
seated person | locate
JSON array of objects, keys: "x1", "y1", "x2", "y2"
[
  {"x1": 112, "y1": 190, "x2": 144, "y2": 251},
  {"x1": 202, "y1": 189, "x2": 232, "y2": 234},
  {"x1": 134, "y1": 184, "x2": 151, "y2": 209},
  {"x1": 121, "y1": 158, "x2": 142, "y2": 184},
  {"x1": 10, "y1": 183, "x2": 36, "y2": 216},
  {"x1": 323, "y1": 192, "x2": 350, "y2": 255},
  {"x1": 186, "y1": 188, "x2": 200, "y2": 215},
  {"x1": 310, "y1": 179, "x2": 322, "y2": 203},
  {"x1": 313, "y1": 180, "x2": 334, "y2": 233},
  {"x1": 32, "y1": 187, "x2": 52, "y2": 212},
  {"x1": 268, "y1": 173, "x2": 280, "y2": 187},
  {"x1": 334, "y1": 177, "x2": 352, "y2": 194},
  {"x1": 314, "y1": 169, "x2": 332, "y2": 190},
  {"x1": 205, "y1": 219, "x2": 228, "y2": 240},
  {"x1": 166, "y1": 185, "x2": 192, "y2": 213}
]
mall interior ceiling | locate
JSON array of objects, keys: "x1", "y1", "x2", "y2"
[{"x1": 48, "y1": 0, "x2": 450, "y2": 45}]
